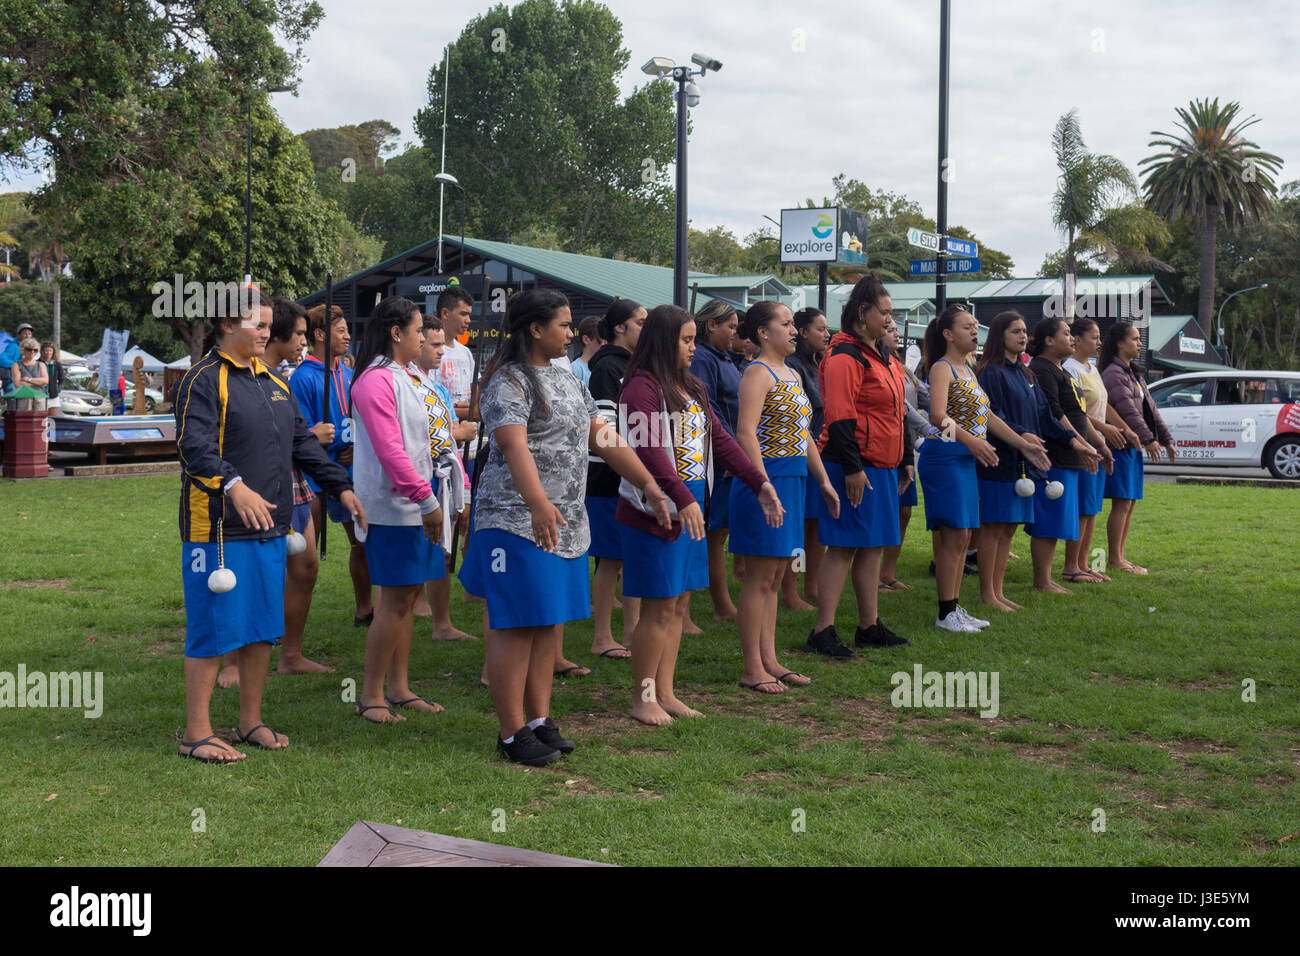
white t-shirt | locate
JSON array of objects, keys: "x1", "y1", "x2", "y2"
[{"x1": 437, "y1": 338, "x2": 475, "y2": 407}]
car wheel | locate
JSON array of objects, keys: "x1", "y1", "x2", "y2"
[
  {"x1": 145, "y1": 397, "x2": 156, "y2": 412},
  {"x1": 1265, "y1": 436, "x2": 1300, "y2": 480}
]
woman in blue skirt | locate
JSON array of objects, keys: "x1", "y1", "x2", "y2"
[
  {"x1": 460, "y1": 290, "x2": 671, "y2": 765},
  {"x1": 618, "y1": 305, "x2": 778, "y2": 724},
  {"x1": 1064, "y1": 318, "x2": 1127, "y2": 582},
  {"x1": 731, "y1": 302, "x2": 838, "y2": 693},
  {"x1": 1025, "y1": 318, "x2": 1106, "y2": 592},
  {"x1": 807, "y1": 274, "x2": 914, "y2": 657},
  {"x1": 974, "y1": 311, "x2": 1077, "y2": 611},
  {"x1": 781, "y1": 306, "x2": 830, "y2": 609},
  {"x1": 919, "y1": 307, "x2": 1049, "y2": 632}
]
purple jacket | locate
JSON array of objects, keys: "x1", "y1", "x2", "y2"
[
  {"x1": 615, "y1": 370, "x2": 766, "y2": 541},
  {"x1": 1101, "y1": 359, "x2": 1172, "y2": 446}
]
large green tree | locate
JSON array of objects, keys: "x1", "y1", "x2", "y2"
[
  {"x1": 1140, "y1": 98, "x2": 1283, "y2": 332},
  {"x1": 1050, "y1": 110, "x2": 1170, "y2": 316},
  {"x1": 411, "y1": 0, "x2": 675, "y2": 262}
]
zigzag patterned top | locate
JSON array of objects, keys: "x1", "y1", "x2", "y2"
[
  {"x1": 755, "y1": 369, "x2": 811, "y2": 459},
  {"x1": 408, "y1": 370, "x2": 455, "y2": 459},
  {"x1": 944, "y1": 365, "x2": 989, "y2": 439},
  {"x1": 674, "y1": 399, "x2": 708, "y2": 481}
]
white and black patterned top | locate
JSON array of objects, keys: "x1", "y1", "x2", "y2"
[{"x1": 474, "y1": 362, "x2": 599, "y2": 559}]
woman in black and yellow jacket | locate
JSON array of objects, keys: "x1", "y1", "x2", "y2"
[{"x1": 174, "y1": 294, "x2": 362, "y2": 764}]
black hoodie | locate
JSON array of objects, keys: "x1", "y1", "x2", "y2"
[{"x1": 586, "y1": 344, "x2": 632, "y2": 497}]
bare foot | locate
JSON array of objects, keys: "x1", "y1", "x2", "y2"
[
  {"x1": 1035, "y1": 581, "x2": 1072, "y2": 594},
  {"x1": 592, "y1": 642, "x2": 631, "y2": 659},
  {"x1": 998, "y1": 596, "x2": 1026, "y2": 610},
  {"x1": 412, "y1": 602, "x2": 433, "y2": 617},
  {"x1": 769, "y1": 666, "x2": 810, "y2": 686},
  {"x1": 630, "y1": 701, "x2": 674, "y2": 726},
  {"x1": 659, "y1": 695, "x2": 704, "y2": 717},
  {"x1": 235, "y1": 724, "x2": 289, "y2": 749},
  {"x1": 432, "y1": 625, "x2": 476, "y2": 641},
  {"x1": 277, "y1": 655, "x2": 335, "y2": 675},
  {"x1": 782, "y1": 596, "x2": 817, "y2": 611},
  {"x1": 681, "y1": 619, "x2": 704, "y2": 635},
  {"x1": 217, "y1": 665, "x2": 239, "y2": 689},
  {"x1": 880, "y1": 578, "x2": 914, "y2": 591},
  {"x1": 555, "y1": 661, "x2": 592, "y2": 677},
  {"x1": 713, "y1": 607, "x2": 738, "y2": 622},
  {"x1": 613, "y1": 597, "x2": 623, "y2": 610}
]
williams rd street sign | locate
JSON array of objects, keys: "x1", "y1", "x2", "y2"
[{"x1": 910, "y1": 257, "x2": 982, "y2": 276}]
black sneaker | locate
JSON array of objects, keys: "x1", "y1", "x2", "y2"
[
  {"x1": 805, "y1": 625, "x2": 855, "y2": 659},
  {"x1": 497, "y1": 726, "x2": 562, "y2": 766},
  {"x1": 855, "y1": 622, "x2": 910, "y2": 648},
  {"x1": 531, "y1": 717, "x2": 574, "y2": 755}
]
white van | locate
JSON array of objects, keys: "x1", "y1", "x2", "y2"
[{"x1": 1148, "y1": 370, "x2": 1300, "y2": 479}]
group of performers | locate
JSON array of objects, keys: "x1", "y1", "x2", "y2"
[{"x1": 174, "y1": 274, "x2": 1174, "y2": 766}]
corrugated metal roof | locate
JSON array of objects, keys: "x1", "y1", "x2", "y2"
[
  {"x1": 692, "y1": 274, "x2": 790, "y2": 292},
  {"x1": 1151, "y1": 355, "x2": 1228, "y2": 373},
  {"x1": 1147, "y1": 315, "x2": 1191, "y2": 352}
]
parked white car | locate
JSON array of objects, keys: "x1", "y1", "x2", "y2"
[
  {"x1": 56, "y1": 389, "x2": 113, "y2": 416},
  {"x1": 1148, "y1": 370, "x2": 1300, "y2": 479}
]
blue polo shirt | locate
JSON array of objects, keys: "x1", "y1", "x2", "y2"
[
  {"x1": 976, "y1": 356, "x2": 1075, "y2": 481},
  {"x1": 690, "y1": 342, "x2": 742, "y2": 437},
  {"x1": 288, "y1": 355, "x2": 354, "y2": 493}
]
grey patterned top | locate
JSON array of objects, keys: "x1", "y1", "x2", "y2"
[{"x1": 474, "y1": 361, "x2": 599, "y2": 559}]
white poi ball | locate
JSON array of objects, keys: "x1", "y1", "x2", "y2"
[
  {"x1": 1014, "y1": 477, "x2": 1035, "y2": 497},
  {"x1": 207, "y1": 567, "x2": 237, "y2": 593},
  {"x1": 286, "y1": 531, "x2": 307, "y2": 555},
  {"x1": 1045, "y1": 480, "x2": 1065, "y2": 500}
]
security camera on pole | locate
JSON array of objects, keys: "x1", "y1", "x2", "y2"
[{"x1": 642, "y1": 53, "x2": 723, "y2": 308}]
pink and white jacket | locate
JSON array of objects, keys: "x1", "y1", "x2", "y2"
[{"x1": 351, "y1": 357, "x2": 438, "y2": 535}]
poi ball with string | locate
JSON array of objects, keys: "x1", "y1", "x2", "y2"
[
  {"x1": 208, "y1": 567, "x2": 237, "y2": 593},
  {"x1": 286, "y1": 531, "x2": 307, "y2": 555},
  {"x1": 1014, "y1": 477, "x2": 1035, "y2": 497},
  {"x1": 1045, "y1": 480, "x2": 1065, "y2": 500}
]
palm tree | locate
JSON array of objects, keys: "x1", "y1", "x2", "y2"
[
  {"x1": 1050, "y1": 110, "x2": 1168, "y2": 317},
  {"x1": 1140, "y1": 98, "x2": 1282, "y2": 332}
]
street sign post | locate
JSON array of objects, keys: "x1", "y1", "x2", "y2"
[{"x1": 910, "y1": 257, "x2": 982, "y2": 276}]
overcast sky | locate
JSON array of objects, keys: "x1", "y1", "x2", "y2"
[{"x1": 7, "y1": 0, "x2": 1296, "y2": 275}]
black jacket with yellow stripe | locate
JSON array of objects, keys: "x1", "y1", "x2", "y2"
[{"x1": 175, "y1": 348, "x2": 352, "y2": 543}]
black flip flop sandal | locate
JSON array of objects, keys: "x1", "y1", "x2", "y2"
[
  {"x1": 178, "y1": 733, "x2": 241, "y2": 763},
  {"x1": 739, "y1": 680, "x2": 786, "y2": 694},
  {"x1": 386, "y1": 695, "x2": 444, "y2": 712},
  {"x1": 232, "y1": 723, "x2": 287, "y2": 750}
]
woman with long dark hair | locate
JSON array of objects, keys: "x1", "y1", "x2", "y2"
[
  {"x1": 585, "y1": 298, "x2": 647, "y2": 660},
  {"x1": 1025, "y1": 318, "x2": 1106, "y2": 592},
  {"x1": 690, "y1": 299, "x2": 745, "y2": 621},
  {"x1": 350, "y1": 297, "x2": 447, "y2": 723},
  {"x1": 460, "y1": 290, "x2": 670, "y2": 763},
  {"x1": 1064, "y1": 318, "x2": 1130, "y2": 581},
  {"x1": 919, "y1": 306, "x2": 1048, "y2": 631},
  {"x1": 781, "y1": 306, "x2": 831, "y2": 609},
  {"x1": 806, "y1": 274, "x2": 912, "y2": 657},
  {"x1": 1100, "y1": 322, "x2": 1175, "y2": 574},
  {"x1": 731, "y1": 302, "x2": 838, "y2": 692},
  {"x1": 618, "y1": 305, "x2": 778, "y2": 723},
  {"x1": 973, "y1": 311, "x2": 1074, "y2": 609}
]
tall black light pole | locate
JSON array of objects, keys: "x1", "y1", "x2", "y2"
[
  {"x1": 245, "y1": 85, "x2": 292, "y2": 282},
  {"x1": 643, "y1": 54, "x2": 721, "y2": 309},
  {"x1": 935, "y1": 0, "x2": 951, "y2": 315}
]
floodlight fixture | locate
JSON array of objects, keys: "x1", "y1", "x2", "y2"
[{"x1": 642, "y1": 56, "x2": 676, "y2": 76}]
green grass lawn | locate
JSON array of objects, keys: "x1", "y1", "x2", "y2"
[{"x1": 1, "y1": 475, "x2": 1297, "y2": 866}]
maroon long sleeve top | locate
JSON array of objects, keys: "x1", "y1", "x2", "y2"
[{"x1": 615, "y1": 369, "x2": 767, "y2": 541}]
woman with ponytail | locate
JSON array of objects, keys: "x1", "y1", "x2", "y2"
[
  {"x1": 618, "y1": 305, "x2": 779, "y2": 723},
  {"x1": 1099, "y1": 322, "x2": 1175, "y2": 574},
  {"x1": 1064, "y1": 318, "x2": 1129, "y2": 581},
  {"x1": 919, "y1": 307, "x2": 1048, "y2": 632},
  {"x1": 1025, "y1": 318, "x2": 1106, "y2": 592},
  {"x1": 350, "y1": 297, "x2": 447, "y2": 723},
  {"x1": 731, "y1": 302, "x2": 838, "y2": 692},
  {"x1": 781, "y1": 307, "x2": 831, "y2": 609},
  {"x1": 807, "y1": 274, "x2": 912, "y2": 657},
  {"x1": 460, "y1": 290, "x2": 670, "y2": 764}
]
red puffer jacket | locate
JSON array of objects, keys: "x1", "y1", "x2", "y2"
[{"x1": 817, "y1": 331, "x2": 911, "y2": 473}]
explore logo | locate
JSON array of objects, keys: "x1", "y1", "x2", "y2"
[
  {"x1": 890, "y1": 664, "x2": 999, "y2": 718},
  {"x1": 50, "y1": 886, "x2": 151, "y2": 936},
  {"x1": 0, "y1": 665, "x2": 103, "y2": 718},
  {"x1": 812, "y1": 214, "x2": 834, "y2": 239}
]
